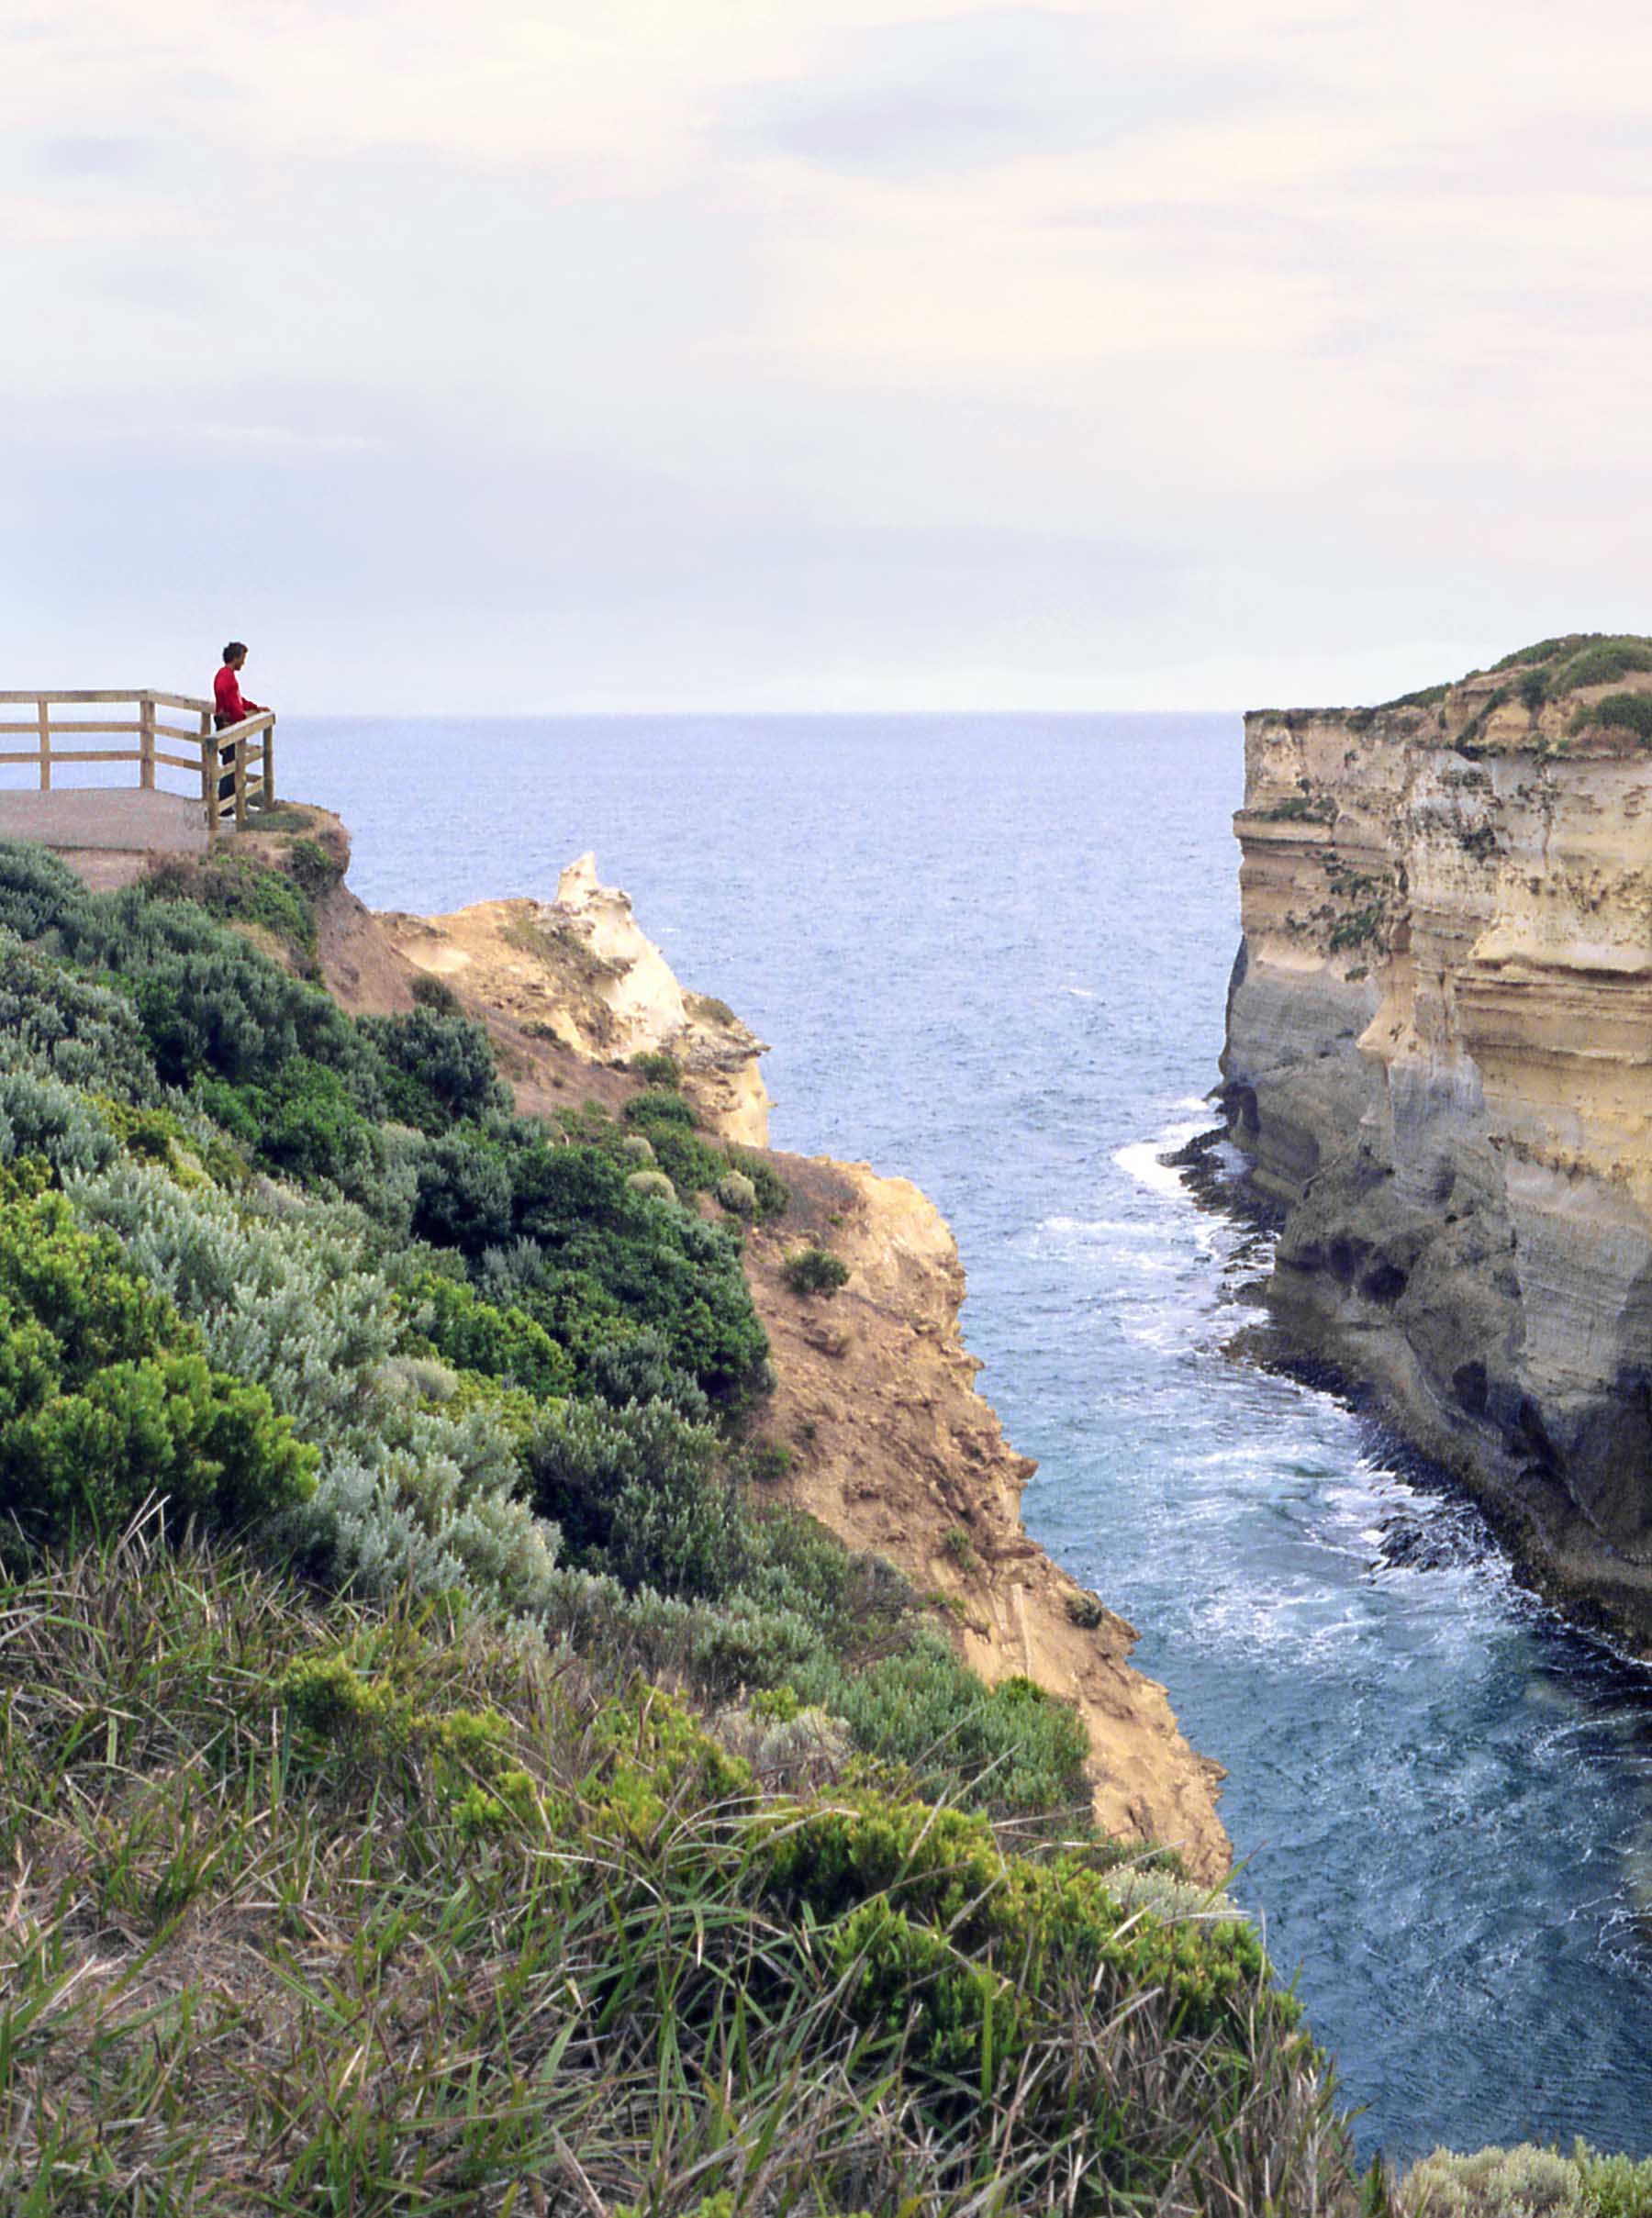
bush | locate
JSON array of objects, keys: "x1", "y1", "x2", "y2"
[
  {"x1": 0, "y1": 1174, "x2": 315, "y2": 1544},
  {"x1": 285, "y1": 835, "x2": 346, "y2": 897},
  {"x1": 247, "y1": 1057, "x2": 382, "y2": 1194},
  {"x1": 761, "y1": 1787, "x2": 1274, "y2": 2079},
  {"x1": 1572, "y1": 691, "x2": 1652, "y2": 741},
  {"x1": 410, "y1": 1127, "x2": 516, "y2": 1254},
  {"x1": 795, "y1": 1625, "x2": 1090, "y2": 1818},
  {"x1": 626, "y1": 1168, "x2": 677, "y2": 1204},
  {"x1": 629, "y1": 1049, "x2": 680, "y2": 1087},
  {"x1": 783, "y1": 1247, "x2": 851, "y2": 1297},
  {"x1": 525, "y1": 1395, "x2": 745, "y2": 1599},
  {"x1": 402, "y1": 1269, "x2": 575, "y2": 1400},
  {"x1": 725, "y1": 1145, "x2": 790, "y2": 1220},
  {"x1": 407, "y1": 970, "x2": 462, "y2": 1016},
  {"x1": 716, "y1": 1171, "x2": 757, "y2": 1216},
  {"x1": 0, "y1": 938, "x2": 158, "y2": 1100},
  {"x1": 1403, "y1": 2140, "x2": 1652, "y2": 2217},
  {"x1": 141, "y1": 853, "x2": 318, "y2": 964},
  {"x1": 0, "y1": 840, "x2": 86, "y2": 938},
  {"x1": 583, "y1": 1330, "x2": 710, "y2": 1422},
  {"x1": 358, "y1": 1008, "x2": 511, "y2": 1132},
  {"x1": 1552, "y1": 638, "x2": 1652, "y2": 695},
  {"x1": 623, "y1": 1087, "x2": 697, "y2": 1134},
  {"x1": 0, "y1": 1070, "x2": 118, "y2": 1177}
]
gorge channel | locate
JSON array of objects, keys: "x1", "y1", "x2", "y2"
[{"x1": 277, "y1": 707, "x2": 1652, "y2": 2161}]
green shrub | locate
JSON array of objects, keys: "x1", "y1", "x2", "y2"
[
  {"x1": 941, "y1": 1524, "x2": 980, "y2": 1574},
  {"x1": 1572, "y1": 691, "x2": 1652, "y2": 741},
  {"x1": 284, "y1": 835, "x2": 345, "y2": 897},
  {"x1": 716, "y1": 1170, "x2": 758, "y2": 1216},
  {"x1": 725, "y1": 1145, "x2": 790, "y2": 1220},
  {"x1": 0, "y1": 1069, "x2": 118, "y2": 1176},
  {"x1": 626, "y1": 1168, "x2": 677, "y2": 1204},
  {"x1": 795, "y1": 1627, "x2": 1090, "y2": 1818},
  {"x1": 1403, "y1": 2139, "x2": 1652, "y2": 2217},
  {"x1": 0, "y1": 937, "x2": 158, "y2": 1100},
  {"x1": 623, "y1": 1087, "x2": 698, "y2": 1134},
  {"x1": 0, "y1": 1175, "x2": 314, "y2": 1544},
  {"x1": 141, "y1": 853, "x2": 318, "y2": 964},
  {"x1": 761, "y1": 1787, "x2": 1273, "y2": 2082},
  {"x1": 402, "y1": 1269, "x2": 575, "y2": 1400},
  {"x1": 583, "y1": 1330, "x2": 710, "y2": 1421},
  {"x1": 1552, "y1": 638, "x2": 1652, "y2": 694},
  {"x1": 407, "y1": 969, "x2": 462, "y2": 1015},
  {"x1": 0, "y1": 840, "x2": 85, "y2": 939},
  {"x1": 358, "y1": 1008, "x2": 510, "y2": 1132},
  {"x1": 525, "y1": 1395, "x2": 745, "y2": 1599},
  {"x1": 783, "y1": 1247, "x2": 851, "y2": 1297},
  {"x1": 410, "y1": 1127, "x2": 516, "y2": 1254},
  {"x1": 629, "y1": 1049, "x2": 680, "y2": 1087},
  {"x1": 250, "y1": 1057, "x2": 381, "y2": 1193},
  {"x1": 619, "y1": 1133, "x2": 655, "y2": 1164}
]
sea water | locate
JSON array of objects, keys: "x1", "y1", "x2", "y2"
[{"x1": 280, "y1": 710, "x2": 1652, "y2": 2161}]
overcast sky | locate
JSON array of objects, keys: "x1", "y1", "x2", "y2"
[{"x1": 4, "y1": 1, "x2": 1648, "y2": 712}]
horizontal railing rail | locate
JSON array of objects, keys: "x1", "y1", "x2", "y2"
[{"x1": 0, "y1": 689, "x2": 275, "y2": 848}]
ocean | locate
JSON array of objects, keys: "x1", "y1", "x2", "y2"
[{"x1": 278, "y1": 709, "x2": 1652, "y2": 2163}]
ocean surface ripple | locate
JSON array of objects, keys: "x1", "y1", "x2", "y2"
[{"x1": 283, "y1": 709, "x2": 1652, "y2": 2161}]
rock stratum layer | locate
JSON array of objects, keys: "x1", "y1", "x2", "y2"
[{"x1": 1222, "y1": 635, "x2": 1652, "y2": 1643}]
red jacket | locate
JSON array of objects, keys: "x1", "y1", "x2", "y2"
[{"x1": 214, "y1": 665, "x2": 263, "y2": 722}]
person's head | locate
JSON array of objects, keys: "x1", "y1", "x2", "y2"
[{"x1": 222, "y1": 641, "x2": 248, "y2": 670}]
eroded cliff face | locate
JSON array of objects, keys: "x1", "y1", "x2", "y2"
[
  {"x1": 1223, "y1": 639, "x2": 1652, "y2": 1641},
  {"x1": 308, "y1": 836, "x2": 1229, "y2": 1876}
]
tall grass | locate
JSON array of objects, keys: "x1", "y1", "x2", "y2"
[{"x1": 0, "y1": 1520, "x2": 1360, "y2": 2215}]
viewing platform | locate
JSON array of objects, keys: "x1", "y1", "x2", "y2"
[{"x1": 0, "y1": 688, "x2": 277, "y2": 854}]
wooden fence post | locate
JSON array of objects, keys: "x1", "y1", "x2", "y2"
[
  {"x1": 139, "y1": 697, "x2": 156, "y2": 790},
  {"x1": 37, "y1": 699, "x2": 50, "y2": 792},
  {"x1": 200, "y1": 717, "x2": 218, "y2": 851},
  {"x1": 263, "y1": 717, "x2": 275, "y2": 807},
  {"x1": 233, "y1": 733, "x2": 248, "y2": 830}
]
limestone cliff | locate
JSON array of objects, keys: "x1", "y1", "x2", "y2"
[{"x1": 1222, "y1": 634, "x2": 1652, "y2": 1643}]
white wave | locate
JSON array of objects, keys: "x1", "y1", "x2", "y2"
[{"x1": 1115, "y1": 1135, "x2": 1198, "y2": 1200}]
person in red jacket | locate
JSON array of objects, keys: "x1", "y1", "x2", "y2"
[
  {"x1": 213, "y1": 641, "x2": 266, "y2": 730},
  {"x1": 213, "y1": 641, "x2": 268, "y2": 804}
]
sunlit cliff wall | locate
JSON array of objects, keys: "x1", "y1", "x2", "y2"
[{"x1": 1222, "y1": 640, "x2": 1652, "y2": 1640}]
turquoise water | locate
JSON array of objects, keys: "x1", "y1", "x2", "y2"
[{"x1": 281, "y1": 711, "x2": 1652, "y2": 2162}]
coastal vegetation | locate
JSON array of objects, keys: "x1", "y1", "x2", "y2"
[
  {"x1": 5, "y1": 827, "x2": 1636, "y2": 2211},
  {"x1": 0, "y1": 833, "x2": 1359, "y2": 2212}
]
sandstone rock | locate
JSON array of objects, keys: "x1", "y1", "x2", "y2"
[{"x1": 1223, "y1": 638, "x2": 1652, "y2": 1642}]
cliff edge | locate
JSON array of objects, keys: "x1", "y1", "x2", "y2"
[
  {"x1": 1222, "y1": 634, "x2": 1652, "y2": 1643},
  {"x1": 298, "y1": 827, "x2": 1228, "y2": 1875}
]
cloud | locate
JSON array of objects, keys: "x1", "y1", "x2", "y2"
[
  {"x1": 5, "y1": 0, "x2": 1652, "y2": 710},
  {"x1": 727, "y1": 7, "x2": 1274, "y2": 176},
  {"x1": 39, "y1": 134, "x2": 152, "y2": 176}
]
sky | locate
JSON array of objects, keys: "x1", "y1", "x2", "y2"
[{"x1": 4, "y1": 0, "x2": 1650, "y2": 713}]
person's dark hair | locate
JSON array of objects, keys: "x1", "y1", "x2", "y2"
[{"x1": 222, "y1": 641, "x2": 247, "y2": 664}]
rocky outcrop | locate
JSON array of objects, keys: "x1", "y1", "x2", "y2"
[
  {"x1": 380, "y1": 855, "x2": 772, "y2": 1144},
  {"x1": 1222, "y1": 636, "x2": 1652, "y2": 1642},
  {"x1": 361, "y1": 849, "x2": 1229, "y2": 1874}
]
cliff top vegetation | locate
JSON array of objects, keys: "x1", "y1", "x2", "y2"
[
  {"x1": 1368, "y1": 633, "x2": 1652, "y2": 750},
  {"x1": 5, "y1": 824, "x2": 1646, "y2": 2212},
  {"x1": 0, "y1": 829, "x2": 1368, "y2": 2213}
]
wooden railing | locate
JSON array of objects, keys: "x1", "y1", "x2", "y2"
[{"x1": 0, "y1": 689, "x2": 276, "y2": 849}]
